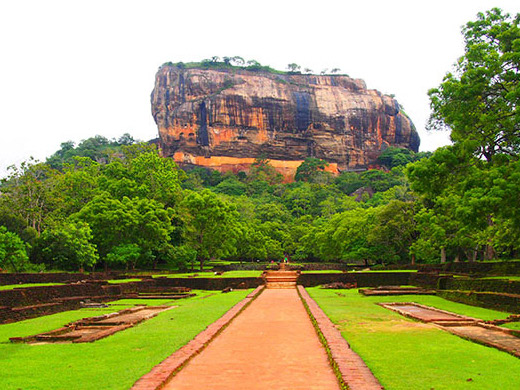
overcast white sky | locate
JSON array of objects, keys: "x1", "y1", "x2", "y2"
[{"x1": 1, "y1": 0, "x2": 519, "y2": 177}]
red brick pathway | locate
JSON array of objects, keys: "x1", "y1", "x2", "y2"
[{"x1": 162, "y1": 288, "x2": 340, "y2": 390}]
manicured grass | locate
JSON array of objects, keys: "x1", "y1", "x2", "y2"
[
  {"x1": 301, "y1": 270, "x2": 344, "y2": 274},
  {"x1": 350, "y1": 269, "x2": 418, "y2": 273},
  {"x1": 0, "y1": 283, "x2": 65, "y2": 290},
  {"x1": 0, "y1": 290, "x2": 251, "y2": 390},
  {"x1": 502, "y1": 322, "x2": 520, "y2": 331},
  {"x1": 107, "y1": 278, "x2": 142, "y2": 283},
  {"x1": 154, "y1": 270, "x2": 263, "y2": 278},
  {"x1": 480, "y1": 276, "x2": 520, "y2": 281},
  {"x1": 308, "y1": 288, "x2": 520, "y2": 389}
]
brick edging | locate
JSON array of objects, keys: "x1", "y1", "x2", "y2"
[
  {"x1": 131, "y1": 286, "x2": 265, "y2": 390},
  {"x1": 297, "y1": 285, "x2": 383, "y2": 390}
]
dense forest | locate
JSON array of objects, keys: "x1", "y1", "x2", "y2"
[{"x1": 0, "y1": 8, "x2": 519, "y2": 272}]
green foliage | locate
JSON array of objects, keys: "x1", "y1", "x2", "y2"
[
  {"x1": 248, "y1": 157, "x2": 283, "y2": 186},
  {"x1": 46, "y1": 134, "x2": 135, "y2": 170},
  {"x1": 1, "y1": 159, "x2": 58, "y2": 235},
  {"x1": 428, "y1": 8, "x2": 520, "y2": 161},
  {"x1": 33, "y1": 221, "x2": 98, "y2": 271},
  {"x1": 295, "y1": 158, "x2": 330, "y2": 183},
  {"x1": 106, "y1": 243, "x2": 141, "y2": 269},
  {"x1": 377, "y1": 147, "x2": 431, "y2": 169},
  {"x1": 73, "y1": 194, "x2": 173, "y2": 269},
  {"x1": 0, "y1": 227, "x2": 29, "y2": 272},
  {"x1": 214, "y1": 177, "x2": 247, "y2": 196},
  {"x1": 166, "y1": 245, "x2": 197, "y2": 271},
  {"x1": 180, "y1": 190, "x2": 240, "y2": 270}
]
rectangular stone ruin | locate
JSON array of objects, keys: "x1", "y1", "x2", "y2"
[
  {"x1": 124, "y1": 287, "x2": 196, "y2": 300},
  {"x1": 9, "y1": 305, "x2": 174, "y2": 344},
  {"x1": 360, "y1": 286, "x2": 436, "y2": 296},
  {"x1": 379, "y1": 302, "x2": 477, "y2": 326}
]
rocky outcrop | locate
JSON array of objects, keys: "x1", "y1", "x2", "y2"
[{"x1": 151, "y1": 65, "x2": 420, "y2": 180}]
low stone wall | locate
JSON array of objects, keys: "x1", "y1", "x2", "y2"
[
  {"x1": 440, "y1": 278, "x2": 520, "y2": 295},
  {"x1": 0, "y1": 282, "x2": 122, "y2": 324},
  {"x1": 298, "y1": 272, "x2": 411, "y2": 288},
  {"x1": 152, "y1": 277, "x2": 264, "y2": 290},
  {"x1": 215, "y1": 263, "x2": 361, "y2": 272},
  {"x1": 0, "y1": 271, "x2": 123, "y2": 286},
  {"x1": 381, "y1": 261, "x2": 520, "y2": 275},
  {"x1": 409, "y1": 272, "x2": 442, "y2": 289},
  {"x1": 437, "y1": 290, "x2": 520, "y2": 314}
]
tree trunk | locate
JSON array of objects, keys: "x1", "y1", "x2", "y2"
[
  {"x1": 440, "y1": 247, "x2": 446, "y2": 264},
  {"x1": 454, "y1": 254, "x2": 460, "y2": 263},
  {"x1": 485, "y1": 215, "x2": 496, "y2": 260},
  {"x1": 485, "y1": 244, "x2": 496, "y2": 261},
  {"x1": 411, "y1": 254, "x2": 416, "y2": 266},
  {"x1": 471, "y1": 246, "x2": 478, "y2": 262}
]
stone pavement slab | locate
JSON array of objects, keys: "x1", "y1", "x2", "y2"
[
  {"x1": 163, "y1": 288, "x2": 340, "y2": 390},
  {"x1": 443, "y1": 325, "x2": 520, "y2": 357}
]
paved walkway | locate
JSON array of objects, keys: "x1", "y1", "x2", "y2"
[{"x1": 163, "y1": 289, "x2": 340, "y2": 390}]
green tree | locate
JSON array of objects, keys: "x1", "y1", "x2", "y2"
[
  {"x1": 34, "y1": 221, "x2": 98, "y2": 271},
  {"x1": 248, "y1": 157, "x2": 283, "y2": 185},
  {"x1": 73, "y1": 194, "x2": 172, "y2": 270},
  {"x1": 295, "y1": 158, "x2": 330, "y2": 183},
  {"x1": 180, "y1": 190, "x2": 240, "y2": 270},
  {"x1": 0, "y1": 227, "x2": 30, "y2": 272},
  {"x1": 368, "y1": 200, "x2": 419, "y2": 264},
  {"x1": 105, "y1": 243, "x2": 141, "y2": 270},
  {"x1": 287, "y1": 63, "x2": 301, "y2": 73},
  {"x1": 428, "y1": 8, "x2": 520, "y2": 161},
  {"x1": 1, "y1": 159, "x2": 58, "y2": 235}
]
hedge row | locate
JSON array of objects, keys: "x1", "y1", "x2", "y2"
[
  {"x1": 152, "y1": 277, "x2": 264, "y2": 290},
  {"x1": 381, "y1": 261, "x2": 520, "y2": 275},
  {"x1": 437, "y1": 290, "x2": 520, "y2": 314},
  {"x1": 298, "y1": 272, "x2": 411, "y2": 287},
  {"x1": 440, "y1": 278, "x2": 520, "y2": 295}
]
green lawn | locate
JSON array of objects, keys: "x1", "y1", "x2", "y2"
[
  {"x1": 502, "y1": 322, "x2": 520, "y2": 331},
  {"x1": 0, "y1": 290, "x2": 250, "y2": 390},
  {"x1": 350, "y1": 269, "x2": 418, "y2": 273},
  {"x1": 301, "y1": 270, "x2": 344, "y2": 274},
  {"x1": 308, "y1": 288, "x2": 520, "y2": 390},
  {"x1": 480, "y1": 276, "x2": 520, "y2": 281},
  {"x1": 107, "y1": 278, "x2": 143, "y2": 283},
  {"x1": 0, "y1": 283, "x2": 65, "y2": 290},
  {"x1": 153, "y1": 270, "x2": 263, "y2": 278}
]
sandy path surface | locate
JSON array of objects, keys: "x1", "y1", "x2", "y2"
[{"x1": 164, "y1": 288, "x2": 340, "y2": 390}]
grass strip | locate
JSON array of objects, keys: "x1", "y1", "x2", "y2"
[
  {"x1": 153, "y1": 270, "x2": 263, "y2": 278},
  {"x1": 0, "y1": 283, "x2": 65, "y2": 290}
]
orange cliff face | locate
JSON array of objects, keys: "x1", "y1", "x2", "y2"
[{"x1": 151, "y1": 66, "x2": 420, "y2": 180}]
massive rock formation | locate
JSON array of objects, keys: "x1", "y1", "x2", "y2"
[{"x1": 151, "y1": 65, "x2": 420, "y2": 180}]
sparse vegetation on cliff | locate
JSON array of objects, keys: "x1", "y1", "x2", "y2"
[{"x1": 160, "y1": 57, "x2": 349, "y2": 77}]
